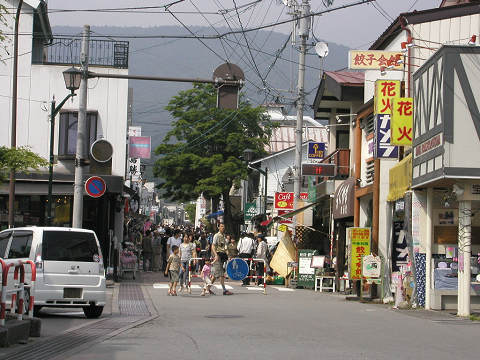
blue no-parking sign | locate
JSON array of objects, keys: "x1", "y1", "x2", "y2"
[
  {"x1": 85, "y1": 176, "x2": 107, "y2": 198},
  {"x1": 226, "y1": 258, "x2": 249, "y2": 281}
]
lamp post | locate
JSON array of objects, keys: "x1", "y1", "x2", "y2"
[
  {"x1": 46, "y1": 67, "x2": 82, "y2": 226},
  {"x1": 243, "y1": 149, "x2": 268, "y2": 218}
]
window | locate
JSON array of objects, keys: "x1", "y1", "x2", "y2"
[
  {"x1": 336, "y1": 130, "x2": 350, "y2": 149},
  {"x1": 8, "y1": 231, "x2": 33, "y2": 258},
  {"x1": 58, "y1": 112, "x2": 98, "y2": 156},
  {"x1": 42, "y1": 231, "x2": 99, "y2": 262},
  {"x1": 0, "y1": 231, "x2": 12, "y2": 258}
]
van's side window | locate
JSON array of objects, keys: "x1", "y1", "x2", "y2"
[
  {"x1": 0, "y1": 231, "x2": 12, "y2": 258},
  {"x1": 8, "y1": 231, "x2": 33, "y2": 259}
]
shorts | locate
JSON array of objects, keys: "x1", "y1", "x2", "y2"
[
  {"x1": 213, "y1": 255, "x2": 226, "y2": 277},
  {"x1": 203, "y1": 276, "x2": 212, "y2": 287},
  {"x1": 169, "y1": 270, "x2": 179, "y2": 283}
]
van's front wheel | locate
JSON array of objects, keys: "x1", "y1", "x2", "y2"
[{"x1": 83, "y1": 305, "x2": 104, "y2": 318}]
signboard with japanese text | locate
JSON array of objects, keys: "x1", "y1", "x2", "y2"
[
  {"x1": 414, "y1": 133, "x2": 442, "y2": 158},
  {"x1": 307, "y1": 142, "x2": 325, "y2": 160},
  {"x1": 391, "y1": 97, "x2": 414, "y2": 146},
  {"x1": 349, "y1": 50, "x2": 403, "y2": 70},
  {"x1": 274, "y1": 192, "x2": 308, "y2": 209},
  {"x1": 244, "y1": 202, "x2": 257, "y2": 224},
  {"x1": 374, "y1": 80, "x2": 401, "y2": 115},
  {"x1": 375, "y1": 114, "x2": 398, "y2": 158},
  {"x1": 128, "y1": 126, "x2": 142, "y2": 137},
  {"x1": 297, "y1": 249, "x2": 318, "y2": 289},
  {"x1": 128, "y1": 157, "x2": 141, "y2": 181},
  {"x1": 348, "y1": 227, "x2": 371, "y2": 280},
  {"x1": 129, "y1": 136, "x2": 151, "y2": 159}
]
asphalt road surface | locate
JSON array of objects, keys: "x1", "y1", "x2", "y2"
[{"x1": 59, "y1": 282, "x2": 480, "y2": 360}]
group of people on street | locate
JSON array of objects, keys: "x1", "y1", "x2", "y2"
[{"x1": 134, "y1": 221, "x2": 271, "y2": 297}]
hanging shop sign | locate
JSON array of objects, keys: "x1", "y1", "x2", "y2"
[
  {"x1": 274, "y1": 192, "x2": 308, "y2": 209},
  {"x1": 392, "y1": 221, "x2": 408, "y2": 272},
  {"x1": 302, "y1": 163, "x2": 335, "y2": 177},
  {"x1": 362, "y1": 254, "x2": 382, "y2": 279},
  {"x1": 278, "y1": 209, "x2": 293, "y2": 224},
  {"x1": 391, "y1": 97, "x2": 413, "y2": 146},
  {"x1": 129, "y1": 136, "x2": 151, "y2": 159},
  {"x1": 244, "y1": 202, "x2": 257, "y2": 224},
  {"x1": 348, "y1": 50, "x2": 403, "y2": 70},
  {"x1": 348, "y1": 227, "x2": 371, "y2": 280},
  {"x1": 333, "y1": 177, "x2": 355, "y2": 219},
  {"x1": 375, "y1": 114, "x2": 398, "y2": 158},
  {"x1": 307, "y1": 142, "x2": 325, "y2": 160},
  {"x1": 374, "y1": 79, "x2": 400, "y2": 115}
]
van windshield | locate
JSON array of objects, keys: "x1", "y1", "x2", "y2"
[{"x1": 42, "y1": 231, "x2": 99, "y2": 262}]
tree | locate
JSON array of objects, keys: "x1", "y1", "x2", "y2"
[
  {"x1": 0, "y1": 3, "x2": 9, "y2": 62},
  {"x1": 154, "y1": 83, "x2": 274, "y2": 234},
  {"x1": 184, "y1": 203, "x2": 196, "y2": 224},
  {"x1": 0, "y1": 146, "x2": 49, "y2": 182}
]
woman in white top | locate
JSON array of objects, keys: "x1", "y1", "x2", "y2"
[
  {"x1": 179, "y1": 233, "x2": 197, "y2": 293},
  {"x1": 255, "y1": 234, "x2": 268, "y2": 285}
]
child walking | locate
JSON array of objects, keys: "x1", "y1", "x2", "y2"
[
  {"x1": 165, "y1": 245, "x2": 183, "y2": 296},
  {"x1": 200, "y1": 258, "x2": 214, "y2": 296}
]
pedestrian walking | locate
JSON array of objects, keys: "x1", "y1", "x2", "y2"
[
  {"x1": 211, "y1": 224, "x2": 233, "y2": 295},
  {"x1": 167, "y1": 229, "x2": 182, "y2": 255},
  {"x1": 142, "y1": 230, "x2": 153, "y2": 271},
  {"x1": 226, "y1": 235, "x2": 238, "y2": 260},
  {"x1": 255, "y1": 234, "x2": 268, "y2": 286},
  {"x1": 237, "y1": 232, "x2": 256, "y2": 285},
  {"x1": 152, "y1": 229, "x2": 162, "y2": 271},
  {"x1": 200, "y1": 258, "x2": 213, "y2": 296},
  {"x1": 165, "y1": 245, "x2": 183, "y2": 296},
  {"x1": 179, "y1": 233, "x2": 197, "y2": 293}
]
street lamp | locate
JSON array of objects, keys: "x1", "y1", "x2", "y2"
[
  {"x1": 46, "y1": 67, "x2": 82, "y2": 226},
  {"x1": 243, "y1": 149, "x2": 268, "y2": 220}
]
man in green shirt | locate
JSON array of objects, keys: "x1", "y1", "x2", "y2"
[{"x1": 211, "y1": 224, "x2": 233, "y2": 295}]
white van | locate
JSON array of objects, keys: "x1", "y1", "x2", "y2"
[{"x1": 0, "y1": 227, "x2": 106, "y2": 318}]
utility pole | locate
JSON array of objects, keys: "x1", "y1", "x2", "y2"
[
  {"x1": 293, "y1": 0, "x2": 310, "y2": 229},
  {"x1": 72, "y1": 25, "x2": 90, "y2": 228},
  {"x1": 8, "y1": 0, "x2": 23, "y2": 228}
]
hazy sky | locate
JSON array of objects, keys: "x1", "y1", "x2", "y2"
[{"x1": 47, "y1": 0, "x2": 442, "y2": 48}]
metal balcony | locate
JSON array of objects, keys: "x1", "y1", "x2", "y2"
[{"x1": 33, "y1": 37, "x2": 129, "y2": 69}]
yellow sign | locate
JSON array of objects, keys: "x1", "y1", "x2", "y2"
[
  {"x1": 349, "y1": 227, "x2": 371, "y2": 280},
  {"x1": 349, "y1": 50, "x2": 403, "y2": 70},
  {"x1": 278, "y1": 224, "x2": 288, "y2": 232},
  {"x1": 391, "y1": 97, "x2": 413, "y2": 146},
  {"x1": 374, "y1": 80, "x2": 401, "y2": 115}
]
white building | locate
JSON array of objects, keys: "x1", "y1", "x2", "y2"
[{"x1": 0, "y1": 1, "x2": 129, "y2": 255}]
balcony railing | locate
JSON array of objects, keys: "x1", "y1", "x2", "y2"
[
  {"x1": 33, "y1": 37, "x2": 129, "y2": 69},
  {"x1": 320, "y1": 148, "x2": 350, "y2": 180}
]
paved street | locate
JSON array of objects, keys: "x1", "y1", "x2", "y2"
[{"x1": 40, "y1": 279, "x2": 480, "y2": 360}]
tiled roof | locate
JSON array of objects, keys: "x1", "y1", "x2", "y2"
[{"x1": 324, "y1": 71, "x2": 364, "y2": 86}]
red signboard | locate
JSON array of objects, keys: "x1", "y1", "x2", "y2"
[
  {"x1": 274, "y1": 192, "x2": 308, "y2": 209},
  {"x1": 278, "y1": 209, "x2": 293, "y2": 224}
]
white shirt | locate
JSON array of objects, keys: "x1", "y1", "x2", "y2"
[
  {"x1": 237, "y1": 236, "x2": 256, "y2": 254},
  {"x1": 167, "y1": 236, "x2": 182, "y2": 255}
]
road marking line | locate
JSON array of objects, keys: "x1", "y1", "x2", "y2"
[
  {"x1": 246, "y1": 287, "x2": 264, "y2": 291},
  {"x1": 272, "y1": 287, "x2": 294, "y2": 292},
  {"x1": 153, "y1": 283, "x2": 169, "y2": 289},
  {"x1": 213, "y1": 285, "x2": 233, "y2": 290},
  {"x1": 190, "y1": 285, "x2": 202, "y2": 289}
]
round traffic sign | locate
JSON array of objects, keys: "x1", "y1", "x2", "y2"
[
  {"x1": 226, "y1": 258, "x2": 249, "y2": 281},
  {"x1": 85, "y1": 176, "x2": 107, "y2": 198}
]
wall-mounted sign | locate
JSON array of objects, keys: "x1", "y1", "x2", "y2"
[
  {"x1": 333, "y1": 177, "x2": 355, "y2": 219},
  {"x1": 307, "y1": 142, "x2": 325, "y2": 160},
  {"x1": 348, "y1": 227, "x2": 371, "y2": 280},
  {"x1": 414, "y1": 133, "x2": 442, "y2": 158},
  {"x1": 302, "y1": 163, "x2": 335, "y2": 177},
  {"x1": 244, "y1": 202, "x2": 257, "y2": 224},
  {"x1": 349, "y1": 50, "x2": 403, "y2": 70},
  {"x1": 374, "y1": 80, "x2": 401, "y2": 115},
  {"x1": 274, "y1": 192, "x2": 308, "y2": 209},
  {"x1": 129, "y1": 136, "x2": 151, "y2": 159},
  {"x1": 375, "y1": 114, "x2": 398, "y2": 158},
  {"x1": 391, "y1": 97, "x2": 413, "y2": 146}
]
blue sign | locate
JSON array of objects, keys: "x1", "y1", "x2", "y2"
[
  {"x1": 85, "y1": 176, "x2": 107, "y2": 198},
  {"x1": 307, "y1": 142, "x2": 325, "y2": 159},
  {"x1": 226, "y1": 258, "x2": 249, "y2": 281},
  {"x1": 375, "y1": 114, "x2": 398, "y2": 158}
]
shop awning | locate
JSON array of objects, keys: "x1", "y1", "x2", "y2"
[
  {"x1": 207, "y1": 210, "x2": 224, "y2": 219},
  {"x1": 387, "y1": 154, "x2": 412, "y2": 202},
  {"x1": 272, "y1": 201, "x2": 318, "y2": 222}
]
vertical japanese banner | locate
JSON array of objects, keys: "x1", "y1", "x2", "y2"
[
  {"x1": 128, "y1": 127, "x2": 142, "y2": 182},
  {"x1": 391, "y1": 97, "x2": 413, "y2": 146},
  {"x1": 374, "y1": 79, "x2": 400, "y2": 115},
  {"x1": 348, "y1": 227, "x2": 371, "y2": 280}
]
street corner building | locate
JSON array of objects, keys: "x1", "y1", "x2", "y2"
[{"x1": 0, "y1": 0, "x2": 130, "y2": 258}]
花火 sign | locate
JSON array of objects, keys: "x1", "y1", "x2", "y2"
[
  {"x1": 391, "y1": 97, "x2": 413, "y2": 146},
  {"x1": 374, "y1": 80, "x2": 400, "y2": 115}
]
